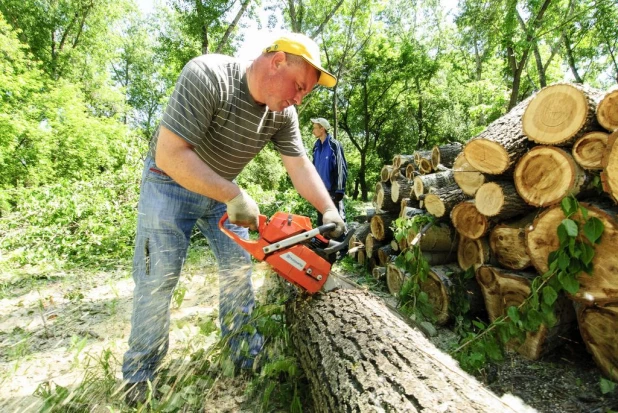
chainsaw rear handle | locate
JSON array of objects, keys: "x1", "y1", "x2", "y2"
[{"x1": 218, "y1": 212, "x2": 268, "y2": 254}]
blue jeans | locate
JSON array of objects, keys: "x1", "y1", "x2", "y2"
[{"x1": 122, "y1": 157, "x2": 261, "y2": 383}]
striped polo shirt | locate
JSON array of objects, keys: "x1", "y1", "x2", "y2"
[{"x1": 148, "y1": 54, "x2": 305, "y2": 181}]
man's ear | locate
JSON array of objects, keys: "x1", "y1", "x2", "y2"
[{"x1": 270, "y1": 51, "x2": 286, "y2": 70}]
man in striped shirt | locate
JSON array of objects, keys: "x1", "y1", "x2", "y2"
[{"x1": 122, "y1": 33, "x2": 345, "y2": 406}]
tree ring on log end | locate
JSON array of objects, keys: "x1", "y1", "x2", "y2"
[
  {"x1": 523, "y1": 84, "x2": 588, "y2": 145},
  {"x1": 514, "y1": 146, "x2": 575, "y2": 206},
  {"x1": 458, "y1": 237, "x2": 483, "y2": 270},
  {"x1": 463, "y1": 139, "x2": 510, "y2": 174},
  {"x1": 572, "y1": 131, "x2": 608, "y2": 170},
  {"x1": 451, "y1": 201, "x2": 488, "y2": 239},
  {"x1": 597, "y1": 88, "x2": 618, "y2": 131},
  {"x1": 424, "y1": 194, "x2": 445, "y2": 217}
]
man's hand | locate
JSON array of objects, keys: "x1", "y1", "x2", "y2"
[
  {"x1": 334, "y1": 192, "x2": 344, "y2": 203},
  {"x1": 226, "y1": 189, "x2": 260, "y2": 230},
  {"x1": 322, "y1": 207, "x2": 345, "y2": 238}
]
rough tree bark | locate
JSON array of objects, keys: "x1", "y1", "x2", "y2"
[{"x1": 287, "y1": 289, "x2": 528, "y2": 412}]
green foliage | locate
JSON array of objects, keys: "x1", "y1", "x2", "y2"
[
  {"x1": 600, "y1": 377, "x2": 617, "y2": 395},
  {"x1": 393, "y1": 215, "x2": 436, "y2": 321},
  {"x1": 0, "y1": 155, "x2": 143, "y2": 271}
]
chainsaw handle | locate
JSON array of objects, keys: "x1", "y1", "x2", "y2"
[
  {"x1": 316, "y1": 223, "x2": 336, "y2": 235},
  {"x1": 218, "y1": 212, "x2": 268, "y2": 253}
]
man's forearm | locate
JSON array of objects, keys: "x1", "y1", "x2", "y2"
[
  {"x1": 282, "y1": 154, "x2": 337, "y2": 213},
  {"x1": 155, "y1": 126, "x2": 240, "y2": 202}
]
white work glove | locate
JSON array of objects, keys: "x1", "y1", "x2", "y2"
[
  {"x1": 322, "y1": 207, "x2": 345, "y2": 238},
  {"x1": 226, "y1": 189, "x2": 260, "y2": 230}
]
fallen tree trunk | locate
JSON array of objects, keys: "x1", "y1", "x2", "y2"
[{"x1": 286, "y1": 290, "x2": 528, "y2": 412}]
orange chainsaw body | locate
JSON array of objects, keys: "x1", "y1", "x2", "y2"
[{"x1": 219, "y1": 212, "x2": 332, "y2": 293}]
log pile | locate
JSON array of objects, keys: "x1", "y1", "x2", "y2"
[{"x1": 352, "y1": 82, "x2": 618, "y2": 381}]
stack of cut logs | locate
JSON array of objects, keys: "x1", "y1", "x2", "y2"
[{"x1": 349, "y1": 83, "x2": 618, "y2": 381}]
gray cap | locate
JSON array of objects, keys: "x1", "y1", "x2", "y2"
[{"x1": 311, "y1": 117, "x2": 331, "y2": 130}]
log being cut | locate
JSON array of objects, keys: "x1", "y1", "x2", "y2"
[{"x1": 287, "y1": 289, "x2": 532, "y2": 412}]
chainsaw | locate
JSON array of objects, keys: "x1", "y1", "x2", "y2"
[{"x1": 218, "y1": 212, "x2": 354, "y2": 293}]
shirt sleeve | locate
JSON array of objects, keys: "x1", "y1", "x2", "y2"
[
  {"x1": 160, "y1": 60, "x2": 219, "y2": 146},
  {"x1": 270, "y1": 107, "x2": 305, "y2": 157}
]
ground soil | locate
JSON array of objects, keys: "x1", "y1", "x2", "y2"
[{"x1": 0, "y1": 254, "x2": 617, "y2": 412}]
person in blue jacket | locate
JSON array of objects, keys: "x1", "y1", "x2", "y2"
[{"x1": 311, "y1": 117, "x2": 347, "y2": 226}]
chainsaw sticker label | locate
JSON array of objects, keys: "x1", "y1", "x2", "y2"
[{"x1": 280, "y1": 252, "x2": 306, "y2": 271}]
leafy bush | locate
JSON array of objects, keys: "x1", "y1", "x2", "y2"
[{"x1": 0, "y1": 147, "x2": 144, "y2": 270}]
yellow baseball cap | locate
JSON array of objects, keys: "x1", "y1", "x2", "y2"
[{"x1": 263, "y1": 33, "x2": 337, "y2": 88}]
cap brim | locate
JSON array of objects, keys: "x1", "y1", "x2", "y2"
[{"x1": 302, "y1": 59, "x2": 337, "y2": 88}]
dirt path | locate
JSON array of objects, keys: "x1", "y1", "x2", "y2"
[{"x1": 0, "y1": 251, "x2": 260, "y2": 412}]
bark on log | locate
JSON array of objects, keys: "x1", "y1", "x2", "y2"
[
  {"x1": 514, "y1": 146, "x2": 595, "y2": 207},
  {"x1": 432, "y1": 142, "x2": 463, "y2": 169},
  {"x1": 601, "y1": 130, "x2": 618, "y2": 204},
  {"x1": 457, "y1": 236, "x2": 491, "y2": 270},
  {"x1": 414, "y1": 150, "x2": 433, "y2": 165},
  {"x1": 424, "y1": 183, "x2": 468, "y2": 218},
  {"x1": 451, "y1": 200, "x2": 491, "y2": 240},
  {"x1": 575, "y1": 301, "x2": 618, "y2": 382},
  {"x1": 489, "y1": 212, "x2": 537, "y2": 270},
  {"x1": 348, "y1": 223, "x2": 371, "y2": 252},
  {"x1": 370, "y1": 213, "x2": 396, "y2": 241},
  {"x1": 523, "y1": 83, "x2": 605, "y2": 146},
  {"x1": 572, "y1": 131, "x2": 609, "y2": 170},
  {"x1": 406, "y1": 222, "x2": 458, "y2": 252},
  {"x1": 475, "y1": 181, "x2": 534, "y2": 220},
  {"x1": 287, "y1": 289, "x2": 529, "y2": 412},
  {"x1": 463, "y1": 97, "x2": 533, "y2": 174},
  {"x1": 413, "y1": 169, "x2": 456, "y2": 198},
  {"x1": 525, "y1": 202, "x2": 618, "y2": 304},
  {"x1": 453, "y1": 152, "x2": 486, "y2": 196},
  {"x1": 597, "y1": 86, "x2": 618, "y2": 132},
  {"x1": 475, "y1": 266, "x2": 577, "y2": 360}
]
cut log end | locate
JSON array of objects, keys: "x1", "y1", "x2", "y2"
[
  {"x1": 514, "y1": 146, "x2": 578, "y2": 207},
  {"x1": 523, "y1": 83, "x2": 591, "y2": 145},
  {"x1": 475, "y1": 182, "x2": 505, "y2": 217},
  {"x1": 572, "y1": 132, "x2": 609, "y2": 170},
  {"x1": 451, "y1": 201, "x2": 489, "y2": 240},
  {"x1": 463, "y1": 139, "x2": 510, "y2": 174},
  {"x1": 453, "y1": 152, "x2": 485, "y2": 195},
  {"x1": 597, "y1": 88, "x2": 618, "y2": 131},
  {"x1": 424, "y1": 194, "x2": 445, "y2": 217}
]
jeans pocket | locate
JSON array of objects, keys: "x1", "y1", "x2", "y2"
[{"x1": 145, "y1": 165, "x2": 175, "y2": 184}]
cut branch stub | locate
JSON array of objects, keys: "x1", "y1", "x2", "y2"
[
  {"x1": 596, "y1": 85, "x2": 618, "y2": 132},
  {"x1": 572, "y1": 131, "x2": 609, "y2": 170},
  {"x1": 525, "y1": 202, "x2": 618, "y2": 304},
  {"x1": 514, "y1": 146, "x2": 593, "y2": 207},
  {"x1": 523, "y1": 83, "x2": 604, "y2": 146}
]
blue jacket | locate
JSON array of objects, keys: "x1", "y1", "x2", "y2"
[{"x1": 312, "y1": 134, "x2": 347, "y2": 194}]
